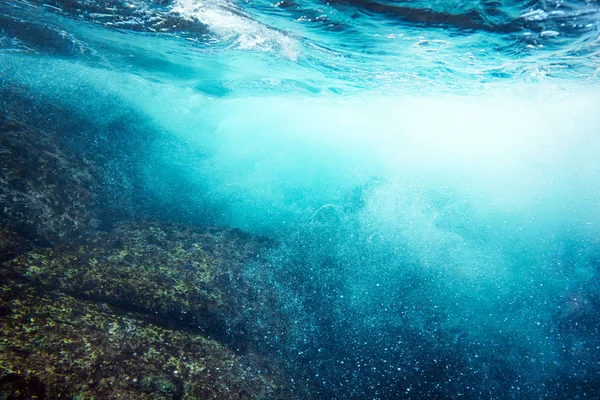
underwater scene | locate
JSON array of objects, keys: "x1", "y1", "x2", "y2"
[{"x1": 1, "y1": 0, "x2": 600, "y2": 398}]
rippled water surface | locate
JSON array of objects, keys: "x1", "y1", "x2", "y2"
[
  {"x1": 2, "y1": 0, "x2": 599, "y2": 93},
  {"x1": 2, "y1": 0, "x2": 600, "y2": 398}
]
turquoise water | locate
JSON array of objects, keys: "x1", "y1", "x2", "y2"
[{"x1": 2, "y1": 0, "x2": 600, "y2": 398}]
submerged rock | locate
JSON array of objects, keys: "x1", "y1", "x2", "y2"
[
  {"x1": 0, "y1": 221, "x2": 298, "y2": 398},
  {"x1": 1, "y1": 83, "x2": 222, "y2": 230},
  {"x1": 0, "y1": 117, "x2": 98, "y2": 257},
  {"x1": 2, "y1": 221, "x2": 276, "y2": 341},
  {"x1": 0, "y1": 229, "x2": 33, "y2": 263},
  {"x1": 0, "y1": 280, "x2": 291, "y2": 399}
]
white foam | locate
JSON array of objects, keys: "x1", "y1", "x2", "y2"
[{"x1": 170, "y1": 0, "x2": 298, "y2": 60}]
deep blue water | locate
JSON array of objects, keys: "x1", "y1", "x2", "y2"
[{"x1": 2, "y1": 0, "x2": 600, "y2": 398}]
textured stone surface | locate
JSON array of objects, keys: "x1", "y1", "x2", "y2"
[
  {"x1": 0, "y1": 280, "x2": 290, "y2": 400},
  {"x1": 0, "y1": 221, "x2": 299, "y2": 399},
  {"x1": 2, "y1": 222, "x2": 276, "y2": 340},
  {"x1": 0, "y1": 119, "x2": 300, "y2": 399},
  {"x1": 0, "y1": 116, "x2": 98, "y2": 253},
  {"x1": 0, "y1": 229, "x2": 33, "y2": 263}
]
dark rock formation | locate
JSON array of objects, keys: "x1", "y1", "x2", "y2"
[
  {"x1": 0, "y1": 109, "x2": 298, "y2": 398},
  {"x1": 0, "y1": 116, "x2": 98, "y2": 258},
  {"x1": 1, "y1": 84, "x2": 222, "y2": 231},
  {"x1": 0, "y1": 229, "x2": 33, "y2": 264},
  {"x1": 0, "y1": 280, "x2": 290, "y2": 399},
  {"x1": 0, "y1": 222, "x2": 296, "y2": 399},
  {"x1": 2, "y1": 222, "x2": 277, "y2": 341}
]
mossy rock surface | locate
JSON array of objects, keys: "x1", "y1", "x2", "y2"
[
  {"x1": 0, "y1": 280, "x2": 290, "y2": 399},
  {"x1": 2, "y1": 221, "x2": 276, "y2": 338},
  {"x1": 0, "y1": 116, "x2": 98, "y2": 255}
]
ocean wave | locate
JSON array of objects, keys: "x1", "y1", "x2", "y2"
[{"x1": 170, "y1": 0, "x2": 299, "y2": 59}]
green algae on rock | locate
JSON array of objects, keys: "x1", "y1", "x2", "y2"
[
  {"x1": 0, "y1": 280, "x2": 291, "y2": 399},
  {"x1": 0, "y1": 116, "x2": 98, "y2": 256},
  {"x1": 2, "y1": 221, "x2": 277, "y2": 341}
]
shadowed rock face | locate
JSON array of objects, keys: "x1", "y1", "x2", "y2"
[
  {"x1": 2, "y1": 222, "x2": 277, "y2": 341},
  {"x1": 0, "y1": 116, "x2": 98, "y2": 257},
  {"x1": 0, "y1": 222, "x2": 297, "y2": 399},
  {"x1": 0, "y1": 111, "x2": 300, "y2": 399},
  {"x1": 1, "y1": 84, "x2": 224, "y2": 231},
  {"x1": 0, "y1": 229, "x2": 33, "y2": 263},
  {"x1": 0, "y1": 280, "x2": 291, "y2": 400}
]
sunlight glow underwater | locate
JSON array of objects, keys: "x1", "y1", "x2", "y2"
[
  {"x1": 130, "y1": 82, "x2": 600, "y2": 397},
  {"x1": 2, "y1": 0, "x2": 600, "y2": 393}
]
